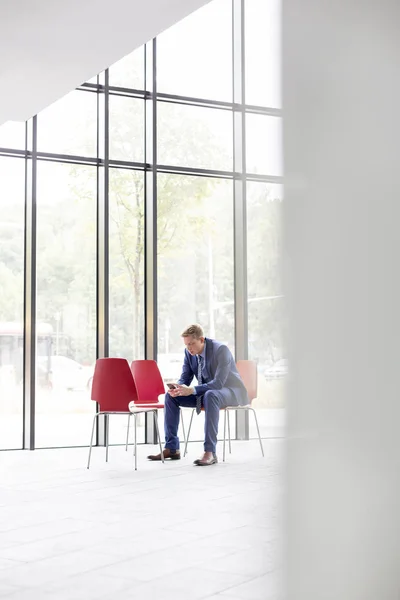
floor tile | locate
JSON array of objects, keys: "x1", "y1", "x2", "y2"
[
  {"x1": 219, "y1": 570, "x2": 283, "y2": 600},
  {"x1": 0, "y1": 440, "x2": 283, "y2": 600}
]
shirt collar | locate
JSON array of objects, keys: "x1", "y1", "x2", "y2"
[{"x1": 198, "y1": 339, "x2": 207, "y2": 361}]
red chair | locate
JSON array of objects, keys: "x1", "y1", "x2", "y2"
[
  {"x1": 87, "y1": 358, "x2": 164, "y2": 470},
  {"x1": 183, "y1": 359, "x2": 264, "y2": 461},
  {"x1": 128, "y1": 359, "x2": 186, "y2": 452},
  {"x1": 130, "y1": 360, "x2": 166, "y2": 407},
  {"x1": 222, "y1": 360, "x2": 264, "y2": 461}
]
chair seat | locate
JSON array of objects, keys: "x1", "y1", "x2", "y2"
[
  {"x1": 98, "y1": 411, "x2": 132, "y2": 415},
  {"x1": 190, "y1": 404, "x2": 251, "y2": 412},
  {"x1": 129, "y1": 403, "x2": 164, "y2": 412}
]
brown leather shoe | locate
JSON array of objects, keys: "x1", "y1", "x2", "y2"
[
  {"x1": 147, "y1": 448, "x2": 181, "y2": 461},
  {"x1": 193, "y1": 452, "x2": 218, "y2": 466}
]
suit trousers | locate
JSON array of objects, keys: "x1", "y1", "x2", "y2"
[{"x1": 164, "y1": 389, "x2": 235, "y2": 453}]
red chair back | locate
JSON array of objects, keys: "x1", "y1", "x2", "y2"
[
  {"x1": 91, "y1": 358, "x2": 138, "y2": 412},
  {"x1": 236, "y1": 360, "x2": 257, "y2": 404},
  {"x1": 130, "y1": 360, "x2": 166, "y2": 404}
]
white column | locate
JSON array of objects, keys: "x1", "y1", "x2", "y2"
[{"x1": 283, "y1": 1, "x2": 400, "y2": 598}]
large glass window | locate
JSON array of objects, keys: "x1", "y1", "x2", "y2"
[
  {"x1": 245, "y1": 0, "x2": 282, "y2": 108},
  {"x1": 247, "y1": 182, "x2": 285, "y2": 438},
  {"x1": 0, "y1": 158, "x2": 25, "y2": 449},
  {"x1": 37, "y1": 90, "x2": 97, "y2": 157},
  {"x1": 35, "y1": 161, "x2": 97, "y2": 447},
  {"x1": 157, "y1": 0, "x2": 232, "y2": 101},
  {"x1": 158, "y1": 102, "x2": 233, "y2": 171},
  {"x1": 0, "y1": 0, "x2": 282, "y2": 450}
]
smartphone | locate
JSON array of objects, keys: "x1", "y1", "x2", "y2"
[{"x1": 167, "y1": 383, "x2": 178, "y2": 390}]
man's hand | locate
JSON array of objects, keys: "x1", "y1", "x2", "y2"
[
  {"x1": 175, "y1": 384, "x2": 195, "y2": 397},
  {"x1": 167, "y1": 385, "x2": 180, "y2": 398}
]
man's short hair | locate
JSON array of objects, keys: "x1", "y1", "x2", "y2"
[{"x1": 181, "y1": 324, "x2": 204, "y2": 339}]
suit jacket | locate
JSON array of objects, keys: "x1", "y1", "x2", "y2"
[{"x1": 178, "y1": 338, "x2": 249, "y2": 406}]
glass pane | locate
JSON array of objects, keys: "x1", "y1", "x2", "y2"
[
  {"x1": 109, "y1": 46, "x2": 145, "y2": 90},
  {"x1": 109, "y1": 169, "x2": 145, "y2": 360},
  {"x1": 109, "y1": 96, "x2": 144, "y2": 163},
  {"x1": 0, "y1": 121, "x2": 25, "y2": 150},
  {"x1": 37, "y1": 90, "x2": 97, "y2": 157},
  {"x1": 157, "y1": 0, "x2": 232, "y2": 101},
  {"x1": 247, "y1": 181, "x2": 285, "y2": 439},
  {"x1": 0, "y1": 158, "x2": 25, "y2": 449},
  {"x1": 158, "y1": 174, "x2": 234, "y2": 443},
  {"x1": 246, "y1": 0, "x2": 282, "y2": 108},
  {"x1": 158, "y1": 103, "x2": 233, "y2": 171},
  {"x1": 246, "y1": 113, "x2": 283, "y2": 176},
  {"x1": 35, "y1": 162, "x2": 97, "y2": 447}
]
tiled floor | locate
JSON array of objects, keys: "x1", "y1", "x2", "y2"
[{"x1": 0, "y1": 439, "x2": 283, "y2": 599}]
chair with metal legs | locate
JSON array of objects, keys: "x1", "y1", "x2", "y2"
[
  {"x1": 87, "y1": 358, "x2": 164, "y2": 470},
  {"x1": 222, "y1": 359, "x2": 264, "y2": 461},
  {"x1": 125, "y1": 410, "x2": 186, "y2": 451},
  {"x1": 222, "y1": 404, "x2": 264, "y2": 462},
  {"x1": 125, "y1": 361, "x2": 186, "y2": 452},
  {"x1": 183, "y1": 359, "x2": 264, "y2": 461},
  {"x1": 128, "y1": 360, "x2": 187, "y2": 458}
]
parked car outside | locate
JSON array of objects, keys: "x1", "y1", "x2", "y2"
[
  {"x1": 37, "y1": 355, "x2": 94, "y2": 392},
  {"x1": 264, "y1": 358, "x2": 288, "y2": 381}
]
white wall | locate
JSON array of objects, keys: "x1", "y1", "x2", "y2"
[{"x1": 284, "y1": 0, "x2": 400, "y2": 598}]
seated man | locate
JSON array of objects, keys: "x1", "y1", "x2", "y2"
[{"x1": 148, "y1": 324, "x2": 249, "y2": 466}]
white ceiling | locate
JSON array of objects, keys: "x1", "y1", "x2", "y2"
[{"x1": 0, "y1": 0, "x2": 211, "y2": 126}]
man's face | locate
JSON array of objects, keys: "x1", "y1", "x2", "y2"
[{"x1": 183, "y1": 335, "x2": 205, "y2": 356}]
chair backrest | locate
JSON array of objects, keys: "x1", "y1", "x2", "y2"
[
  {"x1": 236, "y1": 359, "x2": 258, "y2": 403},
  {"x1": 91, "y1": 358, "x2": 138, "y2": 412},
  {"x1": 130, "y1": 360, "x2": 166, "y2": 404}
]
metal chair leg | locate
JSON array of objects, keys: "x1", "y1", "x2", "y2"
[
  {"x1": 134, "y1": 413, "x2": 137, "y2": 471},
  {"x1": 125, "y1": 413, "x2": 131, "y2": 451},
  {"x1": 223, "y1": 409, "x2": 227, "y2": 462},
  {"x1": 105, "y1": 414, "x2": 110, "y2": 463},
  {"x1": 251, "y1": 408, "x2": 264, "y2": 457},
  {"x1": 184, "y1": 409, "x2": 195, "y2": 457},
  {"x1": 87, "y1": 414, "x2": 97, "y2": 469},
  {"x1": 180, "y1": 408, "x2": 186, "y2": 445},
  {"x1": 227, "y1": 409, "x2": 232, "y2": 454},
  {"x1": 153, "y1": 410, "x2": 165, "y2": 464}
]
